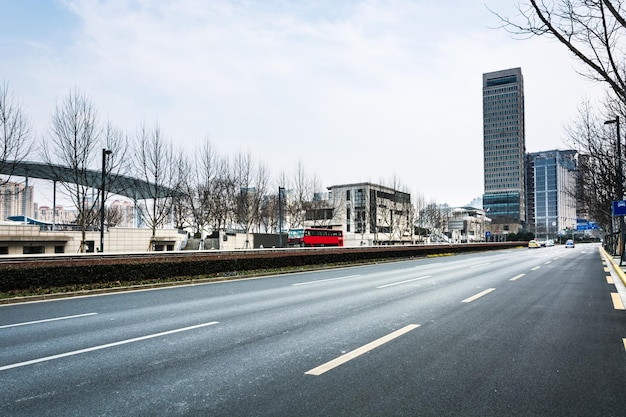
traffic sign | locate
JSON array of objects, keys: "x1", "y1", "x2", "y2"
[{"x1": 613, "y1": 200, "x2": 626, "y2": 216}]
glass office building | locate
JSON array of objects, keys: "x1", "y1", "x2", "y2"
[
  {"x1": 526, "y1": 150, "x2": 577, "y2": 237},
  {"x1": 482, "y1": 67, "x2": 526, "y2": 229}
]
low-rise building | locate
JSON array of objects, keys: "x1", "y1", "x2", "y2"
[
  {"x1": 309, "y1": 182, "x2": 413, "y2": 246},
  {"x1": 0, "y1": 221, "x2": 186, "y2": 255},
  {"x1": 447, "y1": 207, "x2": 489, "y2": 243}
]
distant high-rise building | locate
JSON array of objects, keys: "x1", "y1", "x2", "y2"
[
  {"x1": 36, "y1": 205, "x2": 77, "y2": 225},
  {"x1": 482, "y1": 67, "x2": 526, "y2": 233},
  {"x1": 0, "y1": 181, "x2": 34, "y2": 220}
]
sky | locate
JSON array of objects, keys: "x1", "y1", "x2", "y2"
[{"x1": 0, "y1": 0, "x2": 606, "y2": 208}]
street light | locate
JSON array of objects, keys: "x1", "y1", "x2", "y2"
[
  {"x1": 605, "y1": 116, "x2": 624, "y2": 264},
  {"x1": 278, "y1": 186, "x2": 285, "y2": 247},
  {"x1": 100, "y1": 148, "x2": 112, "y2": 252}
]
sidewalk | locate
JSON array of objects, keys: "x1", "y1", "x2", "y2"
[{"x1": 599, "y1": 246, "x2": 626, "y2": 307}]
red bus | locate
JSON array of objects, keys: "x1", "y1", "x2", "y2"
[{"x1": 287, "y1": 228, "x2": 344, "y2": 247}]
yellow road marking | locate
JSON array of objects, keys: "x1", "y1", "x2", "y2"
[
  {"x1": 611, "y1": 293, "x2": 625, "y2": 310},
  {"x1": 305, "y1": 324, "x2": 420, "y2": 376},
  {"x1": 604, "y1": 267, "x2": 610, "y2": 273},
  {"x1": 607, "y1": 275, "x2": 614, "y2": 284}
]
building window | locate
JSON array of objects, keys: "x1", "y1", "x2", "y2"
[
  {"x1": 0, "y1": 246, "x2": 8, "y2": 255},
  {"x1": 84, "y1": 241, "x2": 95, "y2": 253},
  {"x1": 23, "y1": 246, "x2": 45, "y2": 254}
]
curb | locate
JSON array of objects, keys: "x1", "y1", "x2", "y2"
[{"x1": 600, "y1": 246, "x2": 626, "y2": 287}]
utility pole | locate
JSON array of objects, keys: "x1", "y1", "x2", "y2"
[
  {"x1": 100, "y1": 148, "x2": 112, "y2": 252},
  {"x1": 606, "y1": 116, "x2": 624, "y2": 265},
  {"x1": 278, "y1": 186, "x2": 284, "y2": 247}
]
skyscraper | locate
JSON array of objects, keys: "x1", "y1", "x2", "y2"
[{"x1": 482, "y1": 67, "x2": 526, "y2": 233}]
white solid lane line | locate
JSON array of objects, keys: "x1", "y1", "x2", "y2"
[
  {"x1": 377, "y1": 276, "x2": 432, "y2": 289},
  {"x1": 0, "y1": 321, "x2": 219, "y2": 371},
  {"x1": 305, "y1": 324, "x2": 420, "y2": 376},
  {"x1": 0, "y1": 313, "x2": 98, "y2": 329},
  {"x1": 462, "y1": 288, "x2": 496, "y2": 303},
  {"x1": 292, "y1": 275, "x2": 360, "y2": 286}
]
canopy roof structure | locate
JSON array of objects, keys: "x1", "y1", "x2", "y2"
[{"x1": 0, "y1": 161, "x2": 183, "y2": 199}]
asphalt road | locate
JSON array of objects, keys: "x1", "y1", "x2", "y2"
[{"x1": 1, "y1": 243, "x2": 625, "y2": 416}]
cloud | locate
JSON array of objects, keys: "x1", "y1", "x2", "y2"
[{"x1": 2, "y1": 0, "x2": 608, "y2": 207}]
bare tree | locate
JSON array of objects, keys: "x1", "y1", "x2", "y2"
[
  {"x1": 133, "y1": 121, "x2": 177, "y2": 249},
  {"x1": 183, "y1": 139, "x2": 228, "y2": 235},
  {"x1": 252, "y1": 163, "x2": 270, "y2": 233},
  {"x1": 232, "y1": 151, "x2": 255, "y2": 239},
  {"x1": 303, "y1": 172, "x2": 338, "y2": 228},
  {"x1": 378, "y1": 175, "x2": 413, "y2": 244},
  {"x1": 231, "y1": 151, "x2": 270, "y2": 245},
  {"x1": 0, "y1": 82, "x2": 33, "y2": 184},
  {"x1": 494, "y1": 2, "x2": 626, "y2": 238},
  {"x1": 43, "y1": 89, "x2": 101, "y2": 252},
  {"x1": 105, "y1": 204, "x2": 123, "y2": 227},
  {"x1": 493, "y1": 1, "x2": 626, "y2": 105},
  {"x1": 413, "y1": 192, "x2": 429, "y2": 243},
  {"x1": 171, "y1": 150, "x2": 191, "y2": 231},
  {"x1": 212, "y1": 160, "x2": 234, "y2": 233},
  {"x1": 100, "y1": 122, "x2": 129, "y2": 231},
  {"x1": 565, "y1": 98, "x2": 620, "y2": 240},
  {"x1": 259, "y1": 189, "x2": 280, "y2": 233},
  {"x1": 285, "y1": 161, "x2": 315, "y2": 228},
  {"x1": 421, "y1": 201, "x2": 450, "y2": 242}
]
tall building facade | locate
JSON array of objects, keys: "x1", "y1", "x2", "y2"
[
  {"x1": 482, "y1": 67, "x2": 526, "y2": 233},
  {"x1": 526, "y1": 150, "x2": 578, "y2": 237}
]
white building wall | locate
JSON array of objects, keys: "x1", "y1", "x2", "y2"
[
  {"x1": 325, "y1": 182, "x2": 413, "y2": 246},
  {"x1": 0, "y1": 223, "x2": 185, "y2": 255}
]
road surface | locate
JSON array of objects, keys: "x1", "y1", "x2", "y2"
[{"x1": 1, "y1": 243, "x2": 624, "y2": 416}]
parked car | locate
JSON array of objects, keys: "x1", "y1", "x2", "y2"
[
  {"x1": 528, "y1": 240, "x2": 540, "y2": 248},
  {"x1": 565, "y1": 239, "x2": 575, "y2": 248}
]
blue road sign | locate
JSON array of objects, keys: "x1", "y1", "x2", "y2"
[{"x1": 613, "y1": 200, "x2": 626, "y2": 216}]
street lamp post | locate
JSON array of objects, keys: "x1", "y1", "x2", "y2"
[
  {"x1": 605, "y1": 116, "x2": 624, "y2": 265},
  {"x1": 278, "y1": 186, "x2": 285, "y2": 247},
  {"x1": 100, "y1": 148, "x2": 112, "y2": 252}
]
